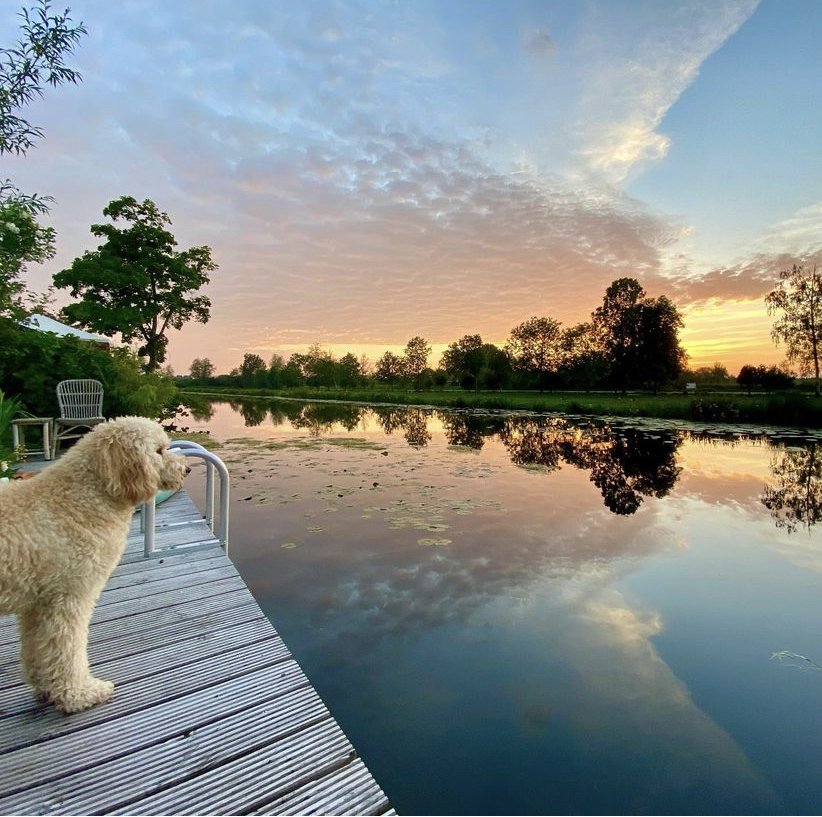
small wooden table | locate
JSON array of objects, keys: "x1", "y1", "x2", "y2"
[{"x1": 11, "y1": 417, "x2": 53, "y2": 461}]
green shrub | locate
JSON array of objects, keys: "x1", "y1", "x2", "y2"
[{"x1": 0, "y1": 319, "x2": 177, "y2": 419}]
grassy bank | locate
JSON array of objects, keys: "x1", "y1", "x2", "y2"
[{"x1": 179, "y1": 385, "x2": 822, "y2": 427}]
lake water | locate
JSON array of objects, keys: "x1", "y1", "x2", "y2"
[{"x1": 180, "y1": 397, "x2": 822, "y2": 815}]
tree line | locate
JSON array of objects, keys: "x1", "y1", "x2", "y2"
[{"x1": 186, "y1": 277, "x2": 688, "y2": 393}]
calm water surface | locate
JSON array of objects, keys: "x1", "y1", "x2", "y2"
[{"x1": 181, "y1": 397, "x2": 822, "y2": 815}]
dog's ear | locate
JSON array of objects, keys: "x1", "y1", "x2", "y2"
[{"x1": 93, "y1": 427, "x2": 156, "y2": 506}]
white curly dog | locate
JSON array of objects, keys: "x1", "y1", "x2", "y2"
[{"x1": 0, "y1": 416, "x2": 187, "y2": 713}]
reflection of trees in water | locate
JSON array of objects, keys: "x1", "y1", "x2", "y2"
[
  {"x1": 500, "y1": 418, "x2": 681, "y2": 514},
  {"x1": 289, "y1": 402, "x2": 363, "y2": 435},
  {"x1": 214, "y1": 397, "x2": 683, "y2": 514},
  {"x1": 403, "y1": 409, "x2": 432, "y2": 448},
  {"x1": 270, "y1": 401, "x2": 306, "y2": 427},
  {"x1": 372, "y1": 406, "x2": 433, "y2": 446},
  {"x1": 228, "y1": 399, "x2": 269, "y2": 427},
  {"x1": 591, "y1": 429, "x2": 681, "y2": 515},
  {"x1": 438, "y1": 412, "x2": 506, "y2": 451},
  {"x1": 762, "y1": 444, "x2": 822, "y2": 533},
  {"x1": 181, "y1": 394, "x2": 216, "y2": 422},
  {"x1": 372, "y1": 406, "x2": 406, "y2": 436}
]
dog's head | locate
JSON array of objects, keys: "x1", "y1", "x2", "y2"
[{"x1": 85, "y1": 417, "x2": 188, "y2": 506}]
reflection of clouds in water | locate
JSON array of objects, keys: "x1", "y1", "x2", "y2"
[
  {"x1": 191, "y1": 397, "x2": 822, "y2": 625},
  {"x1": 532, "y1": 588, "x2": 784, "y2": 812},
  {"x1": 175, "y1": 398, "x2": 822, "y2": 810},
  {"x1": 219, "y1": 429, "x2": 678, "y2": 644}
]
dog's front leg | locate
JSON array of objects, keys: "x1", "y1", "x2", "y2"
[
  {"x1": 18, "y1": 607, "x2": 49, "y2": 699},
  {"x1": 19, "y1": 598, "x2": 114, "y2": 714}
]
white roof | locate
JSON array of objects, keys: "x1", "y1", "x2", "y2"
[{"x1": 21, "y1": 313, "x2": 112, "y2": 346}]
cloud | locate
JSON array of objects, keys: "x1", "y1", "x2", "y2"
[
  {"x1": 3, "y1": 0, "x2": 768, "y2": 371},
  {"x1": 669, "y1": 256, "x2": 790, "y2": 304},
  {"x1": 570, "y1": 1, "x2": 760, "y2": 182},
  {"x1": 667, "y1": 195, "x2": 822, "y2": 308},
  {"x1": 756, "y1": 203, "x2": 822, "y2": 257}
]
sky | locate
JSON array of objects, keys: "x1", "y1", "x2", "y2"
[{"x1": 3, "y1": 0, "x2": 821, "y2": 376}]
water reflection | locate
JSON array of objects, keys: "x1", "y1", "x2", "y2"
[
  {"x1": 184, "y1": 397, "x2": 684, "y2": 517},
  {"x1": 440, "y1": 412, "x2": 506, "y2": 450},
  {"x1": 183, "y1": 393, "x2": 216, "y2": 422},
  {"x1": 373, "y1": 406, "x2": 432, "y2": 447},
  {"x1": 183, "y1": 397, "x2": 822, "y2": 531},
  {"x1": 176, "y1": 396, "x2": 822, "y2": 814},
  {"x1": 762, "y1": 444, "x2": 822, "y2": 532},
  {"x1": 500, "y1": 419, "x2": 681, "y2": 515}
]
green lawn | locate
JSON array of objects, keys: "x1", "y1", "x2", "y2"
[{"x1": 179, "y1": 385, "x2": 822, "y2": 427}]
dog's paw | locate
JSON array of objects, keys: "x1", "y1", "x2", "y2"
[
  {"x1": 54, "y1": 677, "x2": 114, "y2": 714},
  {"x1": 28, "y1": 686, "x2": 49, "y2": 704}
]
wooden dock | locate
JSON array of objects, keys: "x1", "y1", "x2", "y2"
[{"x1": 0, "y1": 490, "x2": 393, "y2": 816}]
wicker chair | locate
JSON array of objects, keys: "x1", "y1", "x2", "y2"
[{"x1": 52, "y1": 379, "x2": 105, "y2": 458}]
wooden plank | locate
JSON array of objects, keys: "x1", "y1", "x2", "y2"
[
  {"x1": 119, "y1": 538, "x2": 221, "y2": 564},
  {"x1": 93, "y1": 563, "x2": 239, "y2": 606},
  {"x1": 0, "y1": 637, "x2": 290, "y2": 751},
  {"x1": 108, "y1": 547, "x2": 225, "y2": 578},
  {"x1": 103, "y1": 552, "x2": 228, "y2": 589},
  {"x1": 0, "y1": 561, "x2": 238, "y2": 633},
  {"x1": 0, "y1": 576, "x2": 246, "y2": 644},
  {"x1": 254, "y1": 758, "x2": 391, "y2": 816},
  {"x1": 0, "y1": 586, "x2": 255, "y2": 663},
  {"x1": 125, "y1": 524, "x2": 222, "y2": 550},
  {"x1": 1, "y1": 684, "x2": 328, "y2": 815},
  {"x1": 0, "y1": 664, "x2": 310, "y2": 796},
  {"x1": 0, "y1": 618, "x2": 275, "y2": 709},
  {"x1": 107, "y1": 719, "x2": 356, "y2": 816},
  {"x1": 0, "y1": 602, "x2": 264, "y2": 685},
  {"x1": 88, "y1": 575, "x2": 246, "y2": 624}
]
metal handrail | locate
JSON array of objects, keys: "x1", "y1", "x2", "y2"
[{"x1": 142, "y1": 443, "x2": 230, "y2": 558}]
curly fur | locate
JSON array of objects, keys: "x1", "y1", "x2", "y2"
[{"x1": 0, "y1": 416, "x2": 187, "y2": 713}]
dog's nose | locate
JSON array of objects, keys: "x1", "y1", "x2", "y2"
[{"x1": 185, "y1": 465, "x2": 192, "y2": 475}]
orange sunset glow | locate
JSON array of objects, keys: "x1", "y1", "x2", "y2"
[{"x1": 3, "y1": 0, "x2": 819, "y2": 377}]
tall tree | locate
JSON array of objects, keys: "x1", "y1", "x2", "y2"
[
  {"x1": 238, "y1": 352, "x2": 266, "y2": 387},
  {"x1": 592, "y1": 278, "x2": 685, "y2": 391},
  {"x1": 477, "y1": 343, "x2": 512, "y2": 390},
  {"x1": 635, "y1": 295, "x2": 686, "y2": 393},
  {"x1": 736, "y1": 364, "x2": 762, "y2": 396},
  {"x1": 374, "y1": 351, "x2": 404, "y2": 383},
  {"x1": 53, "y1": 196, "x2": 216, "y2": 370},
  {"x1": 267, "y1": 353, "x2": 285, "y2": 388},
  {"x1": 303, "y1": 344, "x2": 338, "y2": 387},
  {"x1": 338, "y1": 352, "x2": 362, "y2": 388},
  {"x1": 402, "y1": 336, "x2": 431, "y2": 389},
  {"x1": 506, "y1": 316, "x2": 564, "y2": 391},
  {"x1": 766, "y1": 264, "x2": 822, "y2": 396},
  {"x1": 592, "y1": 278, "x2": 645, "y2": 391},
  {"x1": 560, "y1": 322, "x2": 607, "y2": 390},
  {"x1": 441, "y1": 334, "x2": 484, "y2": 389},
  {"x1": 188, "y1": 357, "x2": 214, "y2": 381},
  {"x1": 280, "y1": 354, "x2": 306, "y2": 387}
]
